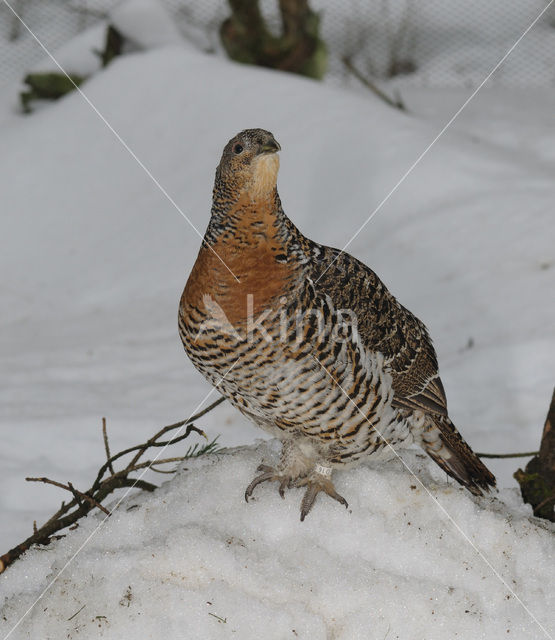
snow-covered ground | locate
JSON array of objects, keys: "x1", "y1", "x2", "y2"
[
  {"x1": 0, "y1": 13, "x2": 554, "y2": 640},
  {"x1": 2, "y1": 444, "x2": 554, "y2": 639}
]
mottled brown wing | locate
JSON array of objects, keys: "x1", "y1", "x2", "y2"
[
  {"x1": 392, "y1": 373, "x2": 448, "y2": 416},
  {"x1": 311, "y1": 247, "x2": 448, "y2": 417},
  {"x1": 385, "y1": 306, "x2": 448, "y2": 417}
]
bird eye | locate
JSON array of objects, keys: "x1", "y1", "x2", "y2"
[{"x1": 233, "y1": 143, "x2": 244, "y2": 154}]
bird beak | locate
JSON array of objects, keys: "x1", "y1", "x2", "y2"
[{"x1": 260, "y1": 138, "x2": 281, "y2": 154}]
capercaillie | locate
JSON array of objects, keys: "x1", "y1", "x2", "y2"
[{"x1": 178, "y1": 128, "x2": 495, "y2": 520}]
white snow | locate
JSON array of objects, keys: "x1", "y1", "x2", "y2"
[
  {"x1": 109, "y1": 0, "x2": 186, "y2": 51},
  {"x1": 1, "y1": 445, "x2": 554, "y2": 639},
  {"x1": 28, "y1": 23, "x2": 108, "y2": 78},
  {"x1": 0, "y1": 20, "x2": 554, "y2": 640}
]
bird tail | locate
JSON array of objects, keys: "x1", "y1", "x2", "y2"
[{"x1": 422, "y1": 415, "x2": 496, "y2": 496}]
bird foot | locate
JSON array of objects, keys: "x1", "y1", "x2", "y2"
[
  {"x1": 296, "y1": 468, "x2": 348, "y2": 521},
  {"x1": 244, "y1": 462, "x2": 348, "y2": 521},
  {"x1": 244, "y1": 464, "x2": 297, "y2": 502}
]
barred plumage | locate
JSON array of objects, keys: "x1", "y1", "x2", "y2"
[{"x1": 179, "y1": 128, "x2": 495, "y2": 520}]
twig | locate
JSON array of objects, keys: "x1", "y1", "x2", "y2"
[
  {"x1": 125, "y1": 457, "x2": 190, "y2": 474},
  {"x1": 102, "y1": 417, "x2": 115, "y2": 475},
  {"x1": 208, "y1": 612, "x2": 227, "y2": 623},
  {"x1": 91, "y1": 423, "x2": 207, "y2": 493},
  {"x1": 67, "y1": 604, "x2": 86, "y2": 621},
  {"x1": 149, "y1": 466, "x2": 177, "y2": 474},
  {"x1": 68, "y1": 481, "x2": 84, "y2": 509},
  {"x1": 147, "y1": 457, "x2": 190, "y2": 474},
  {"x1": 110, "y1": 396, "x2": 224, "y2": 482},
  {"x1": 477, "y1": 451, "x2": 538, "y2": 459},
  {"x1": 342, "y1": 56, "x2": 406, "y2": 111},
  {"x1": 26, "y1": 477, "x2": 110, "y2": 515}
]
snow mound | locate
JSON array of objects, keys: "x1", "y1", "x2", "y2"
[
  {"x1": 29, "y1": 23, "x2": 108, "y2": 78},
  {"x1": 1, "y1": 442, "x2": 554, "y2": 639},
  {"x1": 110, "y1": 0, "x2": 186, "y2": 51},
  {"x1": 27, "y1": 0, "x2": 190, "y2": 80}
]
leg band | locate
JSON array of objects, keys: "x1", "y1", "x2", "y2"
[{"x1": 314, "y1": 463, "x2": 332, "y2": 477}]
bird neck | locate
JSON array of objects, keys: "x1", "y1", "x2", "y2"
[{"x1": 205, "y1": 180, "x2": 299, "y2": 251}]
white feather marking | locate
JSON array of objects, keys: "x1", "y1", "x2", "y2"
[{"x1": 250, "y1": 154, "x2": 280, "y2": 198}]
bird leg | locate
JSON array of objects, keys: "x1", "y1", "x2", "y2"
[
  {"x1": 245, "y1": 440, "x2": 313, "y2": 503},
  {"x1": 296, "y1": 464, "x2": 348, "y2": 521},
  {"x1": 244, "y1": 453, "x2": 348, "y2": 522}
]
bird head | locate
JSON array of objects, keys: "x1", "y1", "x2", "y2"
[{"x1": 216, "y1": 129, "x2": 281, "y2": 199}]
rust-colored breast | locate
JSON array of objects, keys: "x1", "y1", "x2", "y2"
[{"x1": 181, "y1": 196, "x2": 294, "y2": 329}]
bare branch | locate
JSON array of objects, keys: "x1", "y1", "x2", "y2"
[
  {"x1": 26, "y1": 477, "x2": 110, "y2": 515},
  {"x1": 0, "y1": 397, "x2": 226, "y2": 574},
  {"x1": 477, "y1": 451, "x2": 538, "y2": 459},
  {"x1": 93, "y1": 396, "x2": 224, "y2": 492},
  {"x1": 102, "y1": 417, "x2": 115, "y2": 475}
]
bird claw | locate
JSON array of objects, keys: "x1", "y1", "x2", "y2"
[
  {"x1": 297, "y1": 475, "x2": 348, "y2": 522},
  {"x1": 244, "y1": 465, "x2": 294, "y2": 502},
  {"x1": 244, "y1": 463, "x2": 348, "y2": 522}
]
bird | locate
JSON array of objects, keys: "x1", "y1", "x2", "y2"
[{"x1": 178, "y1": 128, "x2": 496, "y2": 521}]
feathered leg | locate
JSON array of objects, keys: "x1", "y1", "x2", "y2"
[{"x1": 245, "y1": 441, "x2": 348, "y2": 520}]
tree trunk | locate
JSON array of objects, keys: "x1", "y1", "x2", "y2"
[
  {"x1": 514, "y1": 387, "x2": 555, "y2": 521},
  {"x1": 220, "y1": 0, "x2": 327, "y2": 80}
]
